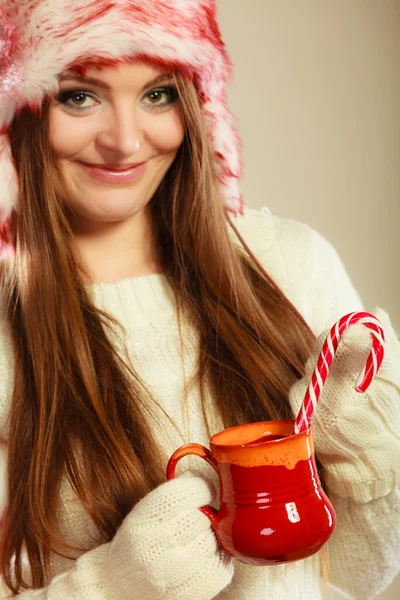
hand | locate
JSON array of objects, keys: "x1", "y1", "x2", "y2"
[
  {"x1": 109, "y1": 471, "x2": 234, "y2": 600},
  {"x1": 288, "y1": 308, "x2": 400, "y2": 502}
]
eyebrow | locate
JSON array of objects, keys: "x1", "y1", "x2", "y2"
[{"x1": 58, "y1": 72, "x2": 174, "y2": 90}]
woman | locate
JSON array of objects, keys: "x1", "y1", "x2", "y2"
[{"x1": 0, "y1": 1, "x2": 399, "y2": 598}]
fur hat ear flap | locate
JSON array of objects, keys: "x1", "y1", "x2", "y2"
[
  {"x1": 203, "y1": 98, "x2": 244, "y2": 214},
  {"x1": 0, "y1": 135, "x2": 18, "y2": 258}
]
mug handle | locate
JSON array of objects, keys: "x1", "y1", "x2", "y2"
[{"x1": 166, "y1": 443, "x2": 219, "y2": 527}]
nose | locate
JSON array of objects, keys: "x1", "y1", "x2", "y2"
[{"x1": 95, "y1": 106, "x2": 143, "y2": 157}]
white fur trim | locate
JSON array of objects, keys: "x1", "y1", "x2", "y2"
[
  {"x1": 0, "y1": 135, "x2": 18, "y2": 222},
  {"x1": 1, "y1": 0, "x2": 232, "y2": 122}
]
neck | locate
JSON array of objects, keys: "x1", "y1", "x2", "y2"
[{"x1": 70, "y1": 207, "x2": 163, "y2": 284}]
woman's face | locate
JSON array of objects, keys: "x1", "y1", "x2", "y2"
[{"x1": 49, "y1": 62, "x2": 185, "y2": 228}]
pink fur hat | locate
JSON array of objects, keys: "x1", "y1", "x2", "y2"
[{"x1": 0, "y1": 0, "x2": 244, "y2": 257}]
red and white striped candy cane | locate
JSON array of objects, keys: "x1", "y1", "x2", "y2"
[{"x1": 294, "y1": 311, "x2": 385, "y2": 434}]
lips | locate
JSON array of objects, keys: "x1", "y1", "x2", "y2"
[
  {"x1": 80, "y1": 161, "x2": 145, "y2": 171},
  {"x1": 78, "y1": 160, "x2": 147, "y2": 183}
]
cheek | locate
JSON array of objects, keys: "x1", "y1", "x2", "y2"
[
  {"x1": 49, "y1": 107, "x2": 96, "y2": 158},
  {"x1": 145, "y1": 109, "x2": 185, "y2": 152}
]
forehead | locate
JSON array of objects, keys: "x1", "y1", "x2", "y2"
[{"x1": 58, "y1": 62, "x2": 174, "y2": 89}]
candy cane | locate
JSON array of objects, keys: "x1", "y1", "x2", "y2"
[{"x1": 294, "y1": 312, "x2": 385, "y2": 434}]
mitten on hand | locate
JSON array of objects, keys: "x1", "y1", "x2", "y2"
[
  {"x1": 107, "y1": 471, "x2": 234, "y2": 600},
  {"x1": 289, "y1": 309, "x2": 400, "y2": 503}
]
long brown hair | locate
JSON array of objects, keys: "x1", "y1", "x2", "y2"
[{"x1": 1, "y1": 70, "x2": 317, "y2": 593}]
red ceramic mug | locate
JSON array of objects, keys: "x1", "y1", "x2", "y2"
[{"x1": 167, "y1": 420, "x2": 336, "y2": 565}]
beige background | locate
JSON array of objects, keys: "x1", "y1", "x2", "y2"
[{"x1": 217, "y1": 1, "x2": 400, "y2": 598}]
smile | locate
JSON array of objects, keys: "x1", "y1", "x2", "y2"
[{"x1": 77, "y1": 161, "x2": 147, "y2": 183}]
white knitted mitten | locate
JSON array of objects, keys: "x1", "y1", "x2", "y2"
[
  {"x1": 289, "y1": 308, "x2": 400, "y2": 503},
  {"x1": 106, "y1": 470, "x2": 234, "y2": 600}
]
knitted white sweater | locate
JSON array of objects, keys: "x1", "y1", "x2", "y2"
[{"x1": 0, "y1": 208, "x2": 399, "y2": 599}]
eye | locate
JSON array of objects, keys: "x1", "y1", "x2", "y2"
[
  {"x1": 143, "y1": 86, "x2": 179, "y2": 108},
  {"x1": 57, "y1": 90, "x2": 99, "y2": 111}
]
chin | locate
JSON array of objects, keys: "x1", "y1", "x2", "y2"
[
  {"x1": 81, "y1": 208, "x2": 142, "y2": 223},
  {"x1": 69, "y1": 193, "x2": 146, "y2": 220}
]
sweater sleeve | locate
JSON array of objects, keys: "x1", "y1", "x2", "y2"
[
  {"x1": 282, "y1": 226, "x2": 400, "y2": 599},
  {"x1": 0, "y1": 472, "x2": 233, "y2": 599}
]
